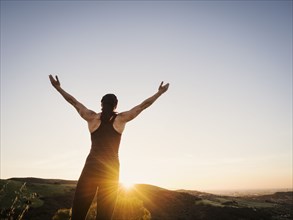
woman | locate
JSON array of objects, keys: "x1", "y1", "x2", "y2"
[{"x1": 49, "y1": 75, "x2": 169, "y2": 220}]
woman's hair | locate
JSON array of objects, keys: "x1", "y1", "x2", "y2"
[{"x1": 101, "y1": 93, "x2": 118, "y2": 122}]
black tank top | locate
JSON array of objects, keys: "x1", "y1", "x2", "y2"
[{"x1": 90, "y1": 114, "x2": 122, "y2": 160}]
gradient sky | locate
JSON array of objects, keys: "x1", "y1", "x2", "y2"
[{"x1": 1, "y1": 0, "x2": 292, "y2": 191}]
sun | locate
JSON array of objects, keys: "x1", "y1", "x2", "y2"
[
  {"x1": 119, "y1": 163, "x2": 137, "y2": 190},
  {"x1": 121, "y1": 180, "x2": 135, "y2": 190}
]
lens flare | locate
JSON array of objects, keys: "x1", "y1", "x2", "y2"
[{"x1": 121, "y1": 181, "x2": 134, "y2": 190}]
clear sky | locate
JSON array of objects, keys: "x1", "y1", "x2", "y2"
[{"x1": 1, "y1": 0, "x2": 292, "y2": 191}]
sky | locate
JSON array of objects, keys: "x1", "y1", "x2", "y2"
[{"x1": 1, "y1": 0, "x2": 292, "y2": 191}]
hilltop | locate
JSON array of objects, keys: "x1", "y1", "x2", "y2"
[{"x1": 0, "y1": 177, "x2": 292, "y2": 220}]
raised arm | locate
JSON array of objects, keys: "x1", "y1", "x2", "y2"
[
  {"x1": 49, "y1": 75, "x2": 97, "y2": 121},
  {"x1": 118, "y1": 81, "x2": 169, "y2": 123}
]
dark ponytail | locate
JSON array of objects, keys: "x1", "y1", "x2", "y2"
[{"x1": 101, "y1": 94, "x2": 118, "y2": 122}]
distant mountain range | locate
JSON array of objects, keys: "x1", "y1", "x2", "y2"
[{"x1": 0, "y1": 177, "x2": 292, "y2": 220}]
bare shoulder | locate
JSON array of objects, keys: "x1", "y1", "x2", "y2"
[
  {"x1": 116, "y1": 107, "x2": 141, "y2": 123},
  {"x1": 113, "y1": 113, "x2": 127, "y2": 134},
  {"x1": 87, "y1": 112, "x2": 101, "y2": 133},
  {"x1": 78, "y1": 106, "x2": 99, "y2": 122},
  {"x1": 89, "y1": 112, "x2": 101, "y2": 122},
  {"x1": 115, "y1": 112, "x2": 128, "y2": 121}
]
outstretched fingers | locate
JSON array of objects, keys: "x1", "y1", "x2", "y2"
[
  {"x1": 56, "y1": 75, "x2": 60, "y2": 84},
  {"x1": 158, "y1": 81, "x2": 169, "y2": 93},
  {"x1": 49, "y1": 74, "x2": 61, "y2": 87}
]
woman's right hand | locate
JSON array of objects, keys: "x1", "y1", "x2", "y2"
[{"x1": 158, "y1": 81, "x2": 169, "y2": 94}]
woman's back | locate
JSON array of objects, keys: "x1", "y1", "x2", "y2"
[{"x1": 90, "y1": 114, "x2": 121, "y2": 160}]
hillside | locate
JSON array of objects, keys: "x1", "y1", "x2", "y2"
[{"x1": 0, "y1": 178, "x2": 292, "y2": 220}]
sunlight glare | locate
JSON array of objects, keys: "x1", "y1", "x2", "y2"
[{"x1": 121, "y1": 181, "x2": 134, "y2": 190}]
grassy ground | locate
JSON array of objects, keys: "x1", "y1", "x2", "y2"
[{"x1": 1, "y1": 178, "x2": 292, "y2": 220}]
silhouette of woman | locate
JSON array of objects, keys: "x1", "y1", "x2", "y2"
[{"x1": 49, "y1": 75, "x2": 169, "y2": 220}]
